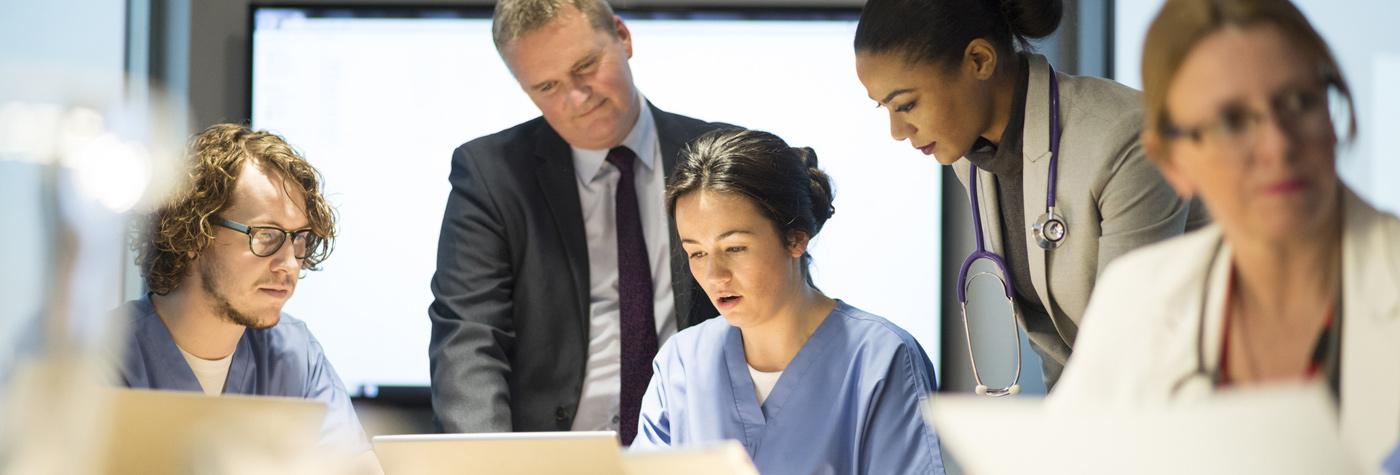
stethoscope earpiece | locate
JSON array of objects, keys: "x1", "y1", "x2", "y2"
[{"x1": 974, "y1": 384, "x2": 1021, "y2": 397}]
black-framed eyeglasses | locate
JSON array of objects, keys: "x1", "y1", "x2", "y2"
[
  {"x1": 211, "y1": 216, "x2": 320, "y2": 259},
  {"x1": 1159, "y1": 80, "x2": 1337, "y2": 152}
]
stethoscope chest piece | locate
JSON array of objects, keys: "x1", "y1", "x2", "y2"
[{"x1": 1033, "y1": 209, "x2": 1068, "y2": 250}]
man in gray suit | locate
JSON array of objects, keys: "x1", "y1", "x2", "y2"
[{"x1": 428, "y1": 0, "x2": 724, "y2": 444}]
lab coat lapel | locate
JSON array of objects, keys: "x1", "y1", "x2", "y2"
[
  {"x1": 1338, "y1": 188, "x2": 1400, "y2": 467},
  {"x1": 1166, "y1": 232, "x2": 1233, "y2": 402}
]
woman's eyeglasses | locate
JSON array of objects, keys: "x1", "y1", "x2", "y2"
[{"x1": 1161, "y1": 82, "x2": 1338, "y2": 154}]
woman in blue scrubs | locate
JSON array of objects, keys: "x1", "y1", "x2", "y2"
[{"x1": 632, "y1": 129, "x2": 945, "y2": 474}]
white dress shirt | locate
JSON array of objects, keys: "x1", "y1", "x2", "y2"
[{"x1": 570, "y1": 97, "x2": 677, "y2": 431}]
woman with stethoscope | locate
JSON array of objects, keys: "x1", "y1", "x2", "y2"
[
  {"x1": 1049, "y1": 0, "x2": 1400, "y2": 470},
  {"x1": 854, "y1": 0, "x2": 1207, "y2": 392}
]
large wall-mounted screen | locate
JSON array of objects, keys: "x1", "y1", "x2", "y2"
[{"x1": 252, "y1": 6, "x2": 943, "y2": 394}]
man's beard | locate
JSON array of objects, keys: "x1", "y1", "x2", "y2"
[{"x1": 199, "y1": 258, "x2": 277, "y2": 330}]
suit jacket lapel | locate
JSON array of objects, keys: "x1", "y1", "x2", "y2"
[
  {"x1": 1020, "y1": 54, "x2": 1076, "y2": 344},
  {"x1": 533, "y1": 125, "x2": 591, "y2": 338},
  {"x1": 976, "y1": 170, "x2": 1006, "y2": 258},
  {"x1": 652, "y1": 103, "x2": 699, "y2": 329},
  {"x1": 950, "y1": 161, "x2": 1007, "y2": 258}
]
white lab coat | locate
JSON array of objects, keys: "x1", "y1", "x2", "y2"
[{"x1": 1050, "y1": 187, "x2": 1400, "y2": 470}]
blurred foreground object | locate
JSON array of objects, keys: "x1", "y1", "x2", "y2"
[
  {"x1": 926, "y1": 383, "x2": 1351, "y2": 474},
  {"x1": 0, "y1": 68, "x2": 185, "y2": 473}
]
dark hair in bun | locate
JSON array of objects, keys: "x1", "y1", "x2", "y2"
[
  {"x1": 666, "y1": 128, "x2": 836, "y2": 285},
  {"x1": 792, "y1": 146, "x2": 836, "y2": 231},
  {"x1": 854, "y1": 0, "x2": 1064, "y2": 67}
]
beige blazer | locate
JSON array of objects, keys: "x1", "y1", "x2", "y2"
[
  {"x1": 1050, "y1": 188, "x2": 1400, "y2": 469},
  {"x1": 952, "y1": 54, "x2": 1200, "y2": 366}
]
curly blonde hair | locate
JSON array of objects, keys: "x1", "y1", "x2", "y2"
[{"x1": 135, "y1": 124, "x2": 336, "y2": 295}]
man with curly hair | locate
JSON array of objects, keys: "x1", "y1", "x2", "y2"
[{"x1": 115, "y1": 123, "x2": 368, "y2": 454}]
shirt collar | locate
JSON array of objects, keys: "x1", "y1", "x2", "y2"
[{"x1": 572, "y1": 94, "x2": 657, "y2": 184}]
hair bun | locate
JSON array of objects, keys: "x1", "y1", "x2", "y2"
[
  {"x1": 793, "y1": 146, "x2": 836, "y2": 230},
  {"x1": 1001, "y1": 0, "x2": 1063, "y2": 40}
]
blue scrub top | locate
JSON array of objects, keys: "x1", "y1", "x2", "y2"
[
  {"x1": 1384, "y1": 442, "x2": 1400, "y2": 475},
  {"x1": 634, "y1": 300, "x2": 945, "y2": 474},
  {"x1": 117, "y1": 295, "x2": 368, "y2": 452}
]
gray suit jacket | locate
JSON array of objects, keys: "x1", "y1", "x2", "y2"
[
  {"x1": 953, "y1": 54, "x2": 1208, "y2": 373},
  {"x1": 428, "y1": 102, "x2": 724, "y2": 432}
]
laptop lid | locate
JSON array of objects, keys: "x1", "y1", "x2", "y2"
[
  {"x1": 922, "y1": 383, "x2": 1352, "y2": 474},
  {"x1": 101, "y1": 388, "x2": 327, "y2": 475},
  {"x1": 373, "y1": 431, "x2": 624, "y2": 475},
  {"x1": 621, "y1": 440, "x2": 759, "y2": 475}
]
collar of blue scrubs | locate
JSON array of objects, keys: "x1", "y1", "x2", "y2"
[
  {"x1": 132, "y1": 293, "x2": 256, "y2": 394},
  {"x1": 723, "y1": 300, "x2": 849, "y2": 427}
]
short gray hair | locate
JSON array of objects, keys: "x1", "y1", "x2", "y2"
[{"x1": 492, "y1": 0, "x2": 619, "y2": 51}]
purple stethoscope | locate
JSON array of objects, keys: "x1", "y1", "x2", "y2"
[{"x1": 956, "y1": 66, "x2": 1067, "y2": 397}]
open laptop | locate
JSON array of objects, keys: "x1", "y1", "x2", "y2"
[
  {"x1": 101, "y1": 388, "x2": 328, "y2": 475},
  {"x1": 923, "y1": 383, "x2": 1353, "y2": 474},
  {"x1": 373, "y1": 431, "x2": 624, "y2": 475}
]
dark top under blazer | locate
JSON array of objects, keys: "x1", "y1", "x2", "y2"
[{"x1": 428, "y1": 102, "x2": 725, "y2": 433}]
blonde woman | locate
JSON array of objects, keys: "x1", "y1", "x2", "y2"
[{"x1": 1051, "y1": 0, "x2": 1400, "y2": 469}]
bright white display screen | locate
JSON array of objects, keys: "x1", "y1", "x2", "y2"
[{"x1": 252, "y1": 7, "x2": 942, "y2": 394}]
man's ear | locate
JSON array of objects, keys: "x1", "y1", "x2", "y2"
[{"x1": 614, "y1": 16, "x2": 633, "y2": 59}]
